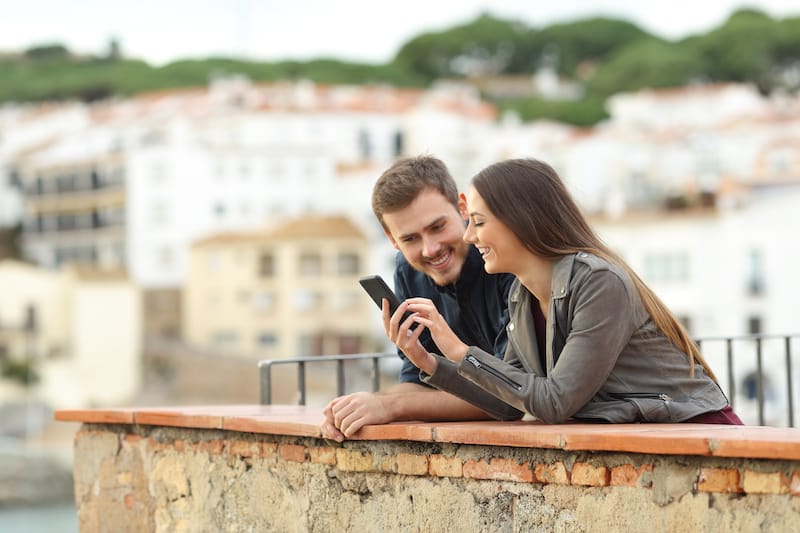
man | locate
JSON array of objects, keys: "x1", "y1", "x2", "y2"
[{"x1": 321, "y1": 155, "x2": 514, "y2": 441}]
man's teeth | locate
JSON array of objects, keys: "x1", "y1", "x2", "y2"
[{"x1": 429, "y1": 251, "x2": 450, "y2": 266}]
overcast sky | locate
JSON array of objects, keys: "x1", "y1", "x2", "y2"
[{"x1": 1, "y1": 0, "x2": 798, "y2": 66}]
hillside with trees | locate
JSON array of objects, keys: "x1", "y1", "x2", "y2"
[{"x1": 1, "y1": 8, "x2": 798, "y2": 126}]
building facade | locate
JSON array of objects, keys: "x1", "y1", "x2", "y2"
[{"x1": 183, "y1": 214, "x2": 377, "y2": 359}]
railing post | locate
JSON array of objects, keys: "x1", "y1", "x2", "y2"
[
  {"x1": 786, "y1": 336, "x2": 794, "y2": 428},
  {"x1": 298, "y1": 361, "x2": 306, "y2": 406},
  {"x1": 337, "y1": 359, "x2": 346, "y2": 396},
  {"x1": 259, "y1": 361, "x2": 272, "y2": 405},
  {"x1": 726, "y1": 338, "x2": 735, "y2": 409},
  {"x1": 756, "y1": 337, "x2": 764, "y2": 426},
  {"x1": 371, "y1": 356, "x2": 380, "y2": 392}
]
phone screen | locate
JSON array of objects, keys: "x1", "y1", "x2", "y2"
[
  {"x1": 358, "y1": 275, "x2": 401, "y2": 314},
  {"x1": 358, "y1": 275, "x2": 418, "y2": 329}
]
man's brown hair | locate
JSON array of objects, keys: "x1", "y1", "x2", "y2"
[{"x1": 372, "y1": 155, "x2": 459, "y2": 231}]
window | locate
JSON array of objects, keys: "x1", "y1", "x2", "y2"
[
  {"x1": 252, "y1": 290, "x2": 275, "y2": 312},
  {"x1": 358, "y1": 129, "x2": 372, "y2": 159},
  {"x1": 336, "y1": 252, "x2": 360, "y2": 275},
  {"x1": 257, "y1": 333, "x2": 278, "y2": 348},
  {"x1": 152, "y1": 202, "x2": 168, "y2": 225},
  {"x1": 331, "y1": 290, "x2": 359, "y2": 311},
  {"x1": 746, "y1": 249, "x2": 765, "y2": 296},
  {"x1": 643, "y1": 253, "x2": 689, "y2": 282},
  {"x1": 676, "y1": 315, "x2": 692, "y2": 335},
  {"x1": 299, "y1": 252, "x2": 322, "y2": 276},
  {"x1": 56, "y1": 174, "x2": 78, "y2": 193},
  {"x1": 157, "y1": 246, "x2": 174, "y2": 269},
  {"x1": 336, "y1": 335, "x2": 362, "y2": 355},
  {"x1": 393, "y1": 131, "x2": 404, "y2": 157},
  {"x1": 207, "y1": 252, "x2": 223, "y2": 273},
  {"x1": 212, "y1": 331, "x2": 239, "y2": 350},
  {"x1": 297, "y1": 333, "x2": 324, "y2": 357},
  {"x1": 258, "y1": 253, "x2": 275, "y2": 277},
  {"x1": 152, "y1": 162, "x2": 166, "y2": 183},
  {"x1": 293, "y1": 290, "x2": 320, "y2": 312},
  {"x1": 747, "y1": 316, "x2": 762, "y2": 335}
]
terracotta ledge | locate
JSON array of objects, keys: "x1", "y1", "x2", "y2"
[{"x1": 55, "y1": 404, "x2": 800, "y2": 461}]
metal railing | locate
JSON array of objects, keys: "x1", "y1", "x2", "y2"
[
  {"x1": 694, "y1": 333, "x2": 799, "y2": 427},
  {"x1": 258, "y1": 333, "x2": 800, "y2": 427},
  {"x1": 258, "y1": 351, "x2": 395, "y2": 406}
]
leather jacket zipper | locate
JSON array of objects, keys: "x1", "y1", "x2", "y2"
[
  {"x1": 610, "y1": 392, "x2": 672, "y2": 402},
  {"x1": 466, "y1": 355, "x2": 523, "y2": 391}
]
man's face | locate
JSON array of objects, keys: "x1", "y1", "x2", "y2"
[{"x1": 382, "y1": 188, "x2": 471, "y2": 286}]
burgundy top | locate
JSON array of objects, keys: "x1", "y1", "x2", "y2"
[
  {"x1": 531, "y1": 300, "x2": 547, "y2": 371},
  {"x1": 684, "y1": 404, "x2": 744, "y2": 425}
]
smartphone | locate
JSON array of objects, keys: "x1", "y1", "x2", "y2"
[
  {"x1": 359, "y1": 275, "x2": 402, "y2": 315},
  {"x1": 358, "y1": 275, "x2": 415, "y2": 326}
]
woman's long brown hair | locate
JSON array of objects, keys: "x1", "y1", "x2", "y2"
[{"x1": 472, "y1": 158, "x2": 718, "y2": 381}]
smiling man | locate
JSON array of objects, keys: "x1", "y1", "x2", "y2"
[{"x1": 321, "y1": 155, "x2": 515, "y2": 441}]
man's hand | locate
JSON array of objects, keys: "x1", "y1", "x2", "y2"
[
  {"x1": 321, "y1": 392, "x2": 392, "y2": 442},
  {"x1": 320, "y1": 383, "x2": 494, "y2": 441}
]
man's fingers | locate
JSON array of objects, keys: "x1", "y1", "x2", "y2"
[
  {"x1": 341, "y1": 413, "x2": 367, "y2": 438},
  {"x1": 320, "y1": 420, "x2": 345, "y2": 442}
]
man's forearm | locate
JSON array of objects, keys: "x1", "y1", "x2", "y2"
[{"x1": 381, "y1": 382, "x2": 493, "y2": 421}]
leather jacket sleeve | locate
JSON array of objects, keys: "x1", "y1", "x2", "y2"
[
  {"x1": 421, "y1": 356, "x2": 524, "y2": 420},
  {"x1": 457, "y1": 269, "x2": 639, "y2": 423}
]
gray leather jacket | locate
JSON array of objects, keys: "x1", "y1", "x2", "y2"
[{"x1": 424, "y1": 252, "x2": 729, "y2": 423}]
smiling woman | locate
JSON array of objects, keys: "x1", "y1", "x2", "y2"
[{"x1": 399, "y1": 157, "x2": 743, "y2": 426}]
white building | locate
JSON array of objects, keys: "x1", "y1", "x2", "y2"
[
  {"x1": 0, "y1": 260, "x2": 141, "y2": 409},
  {"x1": 10, "y1": 78, "x2": 498, "y2": 290},
  {"x1": 0, "y1": 103, "x2": 92, "y2": 228}
]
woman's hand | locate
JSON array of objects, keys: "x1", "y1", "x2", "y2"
[
  {"x1": 401, "y1": 297, "x2": 470, "y2": 363},
  {"x1": 381, "y1": 298, "x2": 438, "y2": 374}
]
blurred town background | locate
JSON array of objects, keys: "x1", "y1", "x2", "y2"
[{"x1": 1, "y1": 4, "x2": 800, "y2": 530}]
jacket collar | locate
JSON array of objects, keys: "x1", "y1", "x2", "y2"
[
  {"x1": 509, "y1": 253, "x2": 576, "y2": 303},
  {"x1": 550, "y1": 254, "x2": 576, "y2": 300}
]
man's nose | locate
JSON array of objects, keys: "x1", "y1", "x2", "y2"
[{"x1": 422, "y1": 236, "x2": 441, "y2": 257}]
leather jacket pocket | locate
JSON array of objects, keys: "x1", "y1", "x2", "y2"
[{"x1": 609, "y1": 393, "x2": 676, "y2": 422}]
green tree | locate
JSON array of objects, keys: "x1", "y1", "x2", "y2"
[
  {"x1": 689, "y1": 9, "x2": 777, "y2": 89},
  {"x1": 393, "y1": 14, "x2": 530, "y2": 80},
  {"x1": 23, "y1": 43, "x2": 71, "y2": 60},
  {"x1": 587, "y1": 39, "x2": 708, "y2": 96},
  {"x1": 534, "y1": 17, "x2": 653, "y2": 75},
  {"x1": 498, "y1": 95, "x2": 608, "y2": 126}
]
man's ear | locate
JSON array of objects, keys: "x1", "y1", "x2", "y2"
[
  {"x1": 458, "y1": 193, "x2": 468, "y2": 220},
  {"x1": 384, "y1": 229, "x2": 401, "y2": 251}
]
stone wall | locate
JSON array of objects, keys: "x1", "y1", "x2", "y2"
[{"x1": 72, "y1": 424, "x2": 800, "y2": 533}]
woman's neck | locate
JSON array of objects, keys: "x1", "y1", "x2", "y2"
[{"x1": 516, "y1": 256, "x2": 554, "y2": 306}]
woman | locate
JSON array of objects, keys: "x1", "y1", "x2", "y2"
[{"x1": 390, "y1": 158, "x2": 742, "y2": 424}]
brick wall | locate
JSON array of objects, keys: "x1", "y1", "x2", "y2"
[{"x1": 71, "y1": 425, "x2": 800, "y2": 532}]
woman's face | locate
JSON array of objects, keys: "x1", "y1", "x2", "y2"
[{"x1": 463, "y1": 185, "x2": 526, "y2": 275}]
